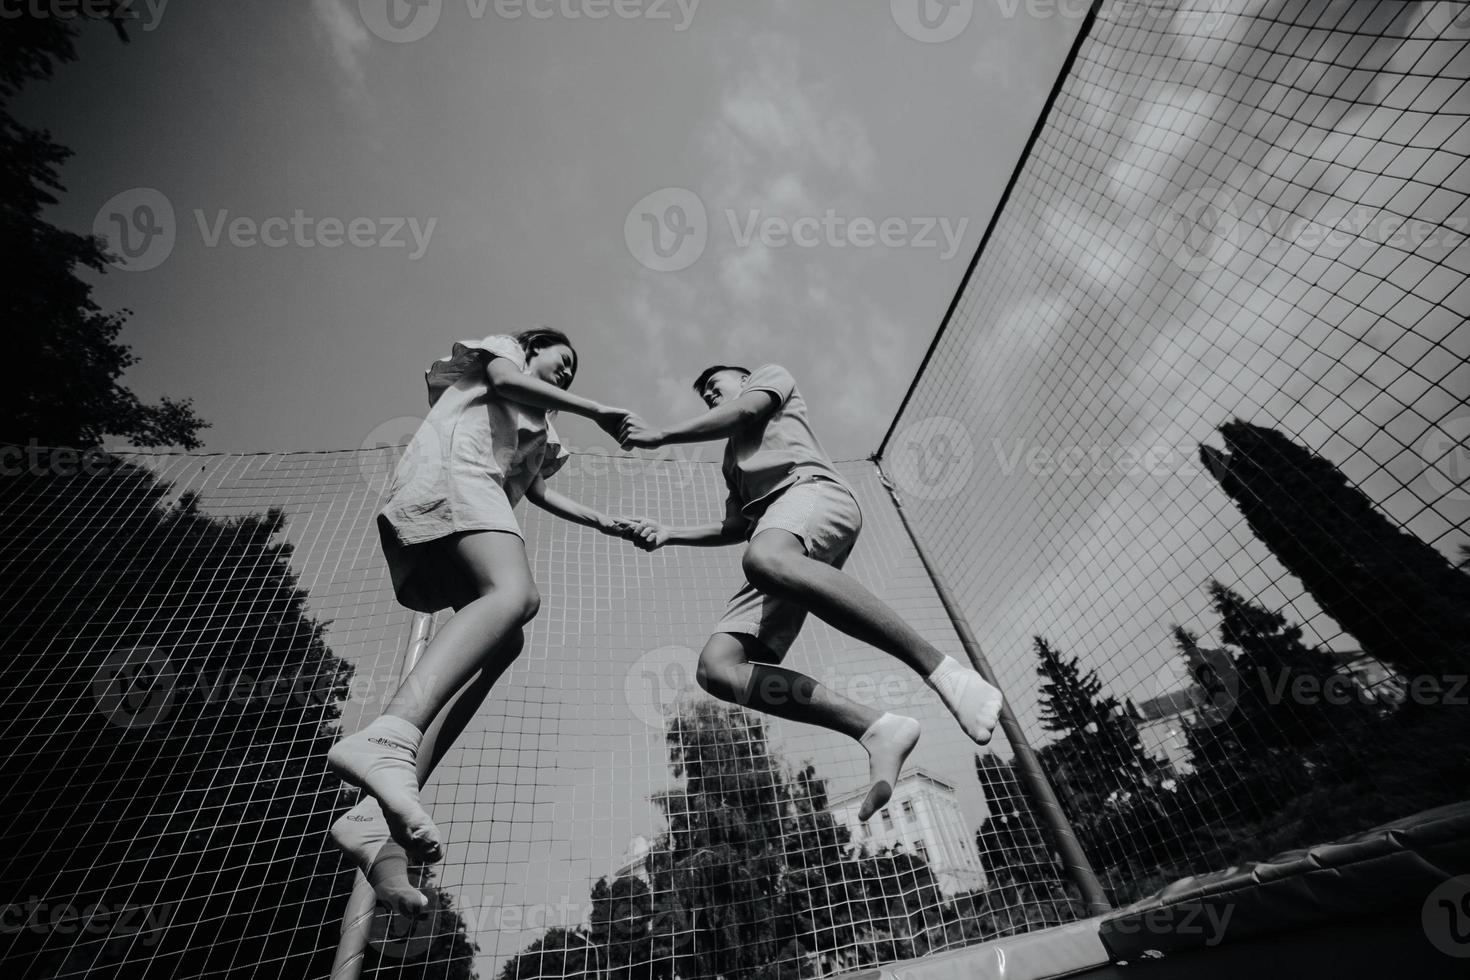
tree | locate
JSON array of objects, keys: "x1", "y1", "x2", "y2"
[
  {"x1": 0, "y1": 457, "x2": 478, "y2": 978},
  {"x1": 589, "y1": 873, "x2": 656, "y2": 980},
  {"x1": 500, "y1": 697, "x2": 983, "y2": 980},
  {"x1": 1201, "y1": 420, "x2": 1470, "y2": 678},
  {"x1": 1, "y1": 10, "x2": 206, "y2": 450},
  {"x1": 366, "y1": 871, "x2": 480, "y2": 978},
  {"x1": 971, "y1": 755, "x2": 1079, "y2": 935},
  {"x1": 1201, "y1": 582, "x2": 1375, "y2": 759},
  {"x1": 1032, "y1": 637, "x2": 1166, "y2": 814},
  {"x1": 498, "y1": 927, "x2": 597, "y2": 980},
  {"x1": 645, "y1": 700, "x2": 802, "y2": 979}
]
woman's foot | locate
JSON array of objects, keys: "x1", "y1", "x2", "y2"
[
  {"x1": 329, "y1": 797, "x2": 429, "y2": 917},
  {"x1": 858, "y1": 713, "x2": 922, "y2": 821},
  {"x1": 327, "y1": 716, "x2": 443, "y2": 864}
]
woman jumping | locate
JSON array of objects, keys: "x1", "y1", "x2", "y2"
[{"x1": 328, "y1": 328, "x2": 635, "y2": 913}]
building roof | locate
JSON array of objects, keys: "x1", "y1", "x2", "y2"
[
  {"x1": 827, "y1": 766, "x2": 957, "y2": 809},
  {"x1": 1136, "y1": 686, "x2": 1199, "y2": 720}
]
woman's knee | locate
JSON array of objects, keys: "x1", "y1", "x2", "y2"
[
  {"x1": 463, "y1": 578, "x2": 539, "y2": 624},
  {"x1": 449, "y1": 531, "x2": 539, "y2": 622},
  {"x1": 510, "y1": 585, "x2": 541, "y2": 626}
]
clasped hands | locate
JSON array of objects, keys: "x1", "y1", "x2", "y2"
[
  {"x1": 589, "y1": 406, "x2": 670, "y2": 552},
  {"x1": 599, "y1": 515, "x2": 670, "y2": 552},
  {"x1": 592, "y1": 405, "x2": 664, "y2": 452}
]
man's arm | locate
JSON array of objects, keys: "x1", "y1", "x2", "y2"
[
  {"x1": 620, "y1": 389, "x2": 778, "y2": 449},
  {"x1": 525, "y1": 476, "x2": 632, "y2": 536},
  {"x1": 485, "y1": 358, "x2": 630, "y2": 439}
]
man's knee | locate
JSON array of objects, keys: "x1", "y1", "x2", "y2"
[
  {"x1": 697, "y1": 640, "x2": 747, "y2": 701},
  {"x1": 742, "y1": 538, "x2": 801, "y2": 595}
]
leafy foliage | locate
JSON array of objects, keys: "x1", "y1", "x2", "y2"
[{"x1": 1, "y1": 10, "x2": 206, "y2": 450}]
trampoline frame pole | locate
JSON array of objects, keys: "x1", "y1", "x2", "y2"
[
  {"x1": 874, "y1": 463, "x2": 1112, "y2": 916},
  {"x1": 330, "y1": 611, "x2": 437, "y2": 980}
]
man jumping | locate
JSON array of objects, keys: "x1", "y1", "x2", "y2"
[{"x1": 619, "y1": 363, "x2": 1002, "y2": 819}]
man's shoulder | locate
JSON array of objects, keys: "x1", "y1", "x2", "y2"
[{"x1": 743, "y1": 364, "x2": 798, "y2": 398}]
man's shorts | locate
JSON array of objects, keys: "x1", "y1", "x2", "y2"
[{"x1": 715, "y1": 476, "x2": 863, "y2": 660}]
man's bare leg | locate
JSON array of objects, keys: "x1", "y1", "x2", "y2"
[
  {"x1": 696, "y1": 632, "x2": 919, "y2": 821},
  {"x1": 741, "y1": 529, "x2": 1002, "y2": 745}
]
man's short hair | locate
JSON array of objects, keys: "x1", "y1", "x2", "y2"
[{"x1": 692, "y1": 364, "x2": 751, "y2": 393}]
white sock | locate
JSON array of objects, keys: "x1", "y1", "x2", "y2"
[
  {"x1": 327, "y1": 715, "x2": 442, "y2": 863},
  {"x1": 329, "y1": 797, "x2": 429, "y2": 916},
  {"x1": 858, "y1": 713, "x2": 921, "y2": 821},
  {"x1": 925, "y1": 656, "x2": 1003, "y2": 746}
]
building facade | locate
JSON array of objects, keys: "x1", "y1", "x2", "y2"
[{"x1": 827, "y1": 768, "x2": 985, "y2": 895}]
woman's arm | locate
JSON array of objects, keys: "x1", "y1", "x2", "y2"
[
  {"x1": 485, "y1": 357, "x2": 629, "y2": 436},
  {"x1": 630, "y1": 519, "x2": 748, "y2": 551},
  {"x1": 620, "y1": 390, "x2": 778, "y2": 449},
  {"x1": 525, "y1": 476, "x2": 631, "y2": 536}
]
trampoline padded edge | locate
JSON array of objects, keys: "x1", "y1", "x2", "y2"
[
  {"x1": 1097, "y1": 800, "x2": 1470, "y2": 959},
  {"x1": 829, "y1": 918, "x2": 1111, "y2": 980}
]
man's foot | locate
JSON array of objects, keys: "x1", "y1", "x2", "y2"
[
  {"x1": 327, "y1": 716, "x2": 442, "y2": 864},
  {"x1": 925, "y1": 656, "x2": 1003, "y2": 746},
  {"x1": 330, "y1": 797, "x2": 429, "y2": 917},
  {"x1": 858, "y1": 713, "x2": 921, "y2": 821}
]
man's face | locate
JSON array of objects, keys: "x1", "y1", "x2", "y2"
[{"x1": 700, "y1": 370, "x2": 746, "y2": 409}]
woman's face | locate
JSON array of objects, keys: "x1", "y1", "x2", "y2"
[{"x1": 528, "y1": 343, "x2": 576, "y2": 389}]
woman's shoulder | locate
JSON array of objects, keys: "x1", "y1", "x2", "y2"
[{"x1": 425, "y1": 335, "x2": 525, "y2": 406}]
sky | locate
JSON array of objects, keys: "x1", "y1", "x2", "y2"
[
  {"x1": 882, "y1": 0, "x2": 1469, "y2": 743},
  {"x1": 14, "y1": 4, "x2": 1092, "y2": 974},
  {"x1": 19, "y1": 2, "x2": 1469, "y2": 976},
  {"x1": 21, "y1": 0, "x2": 1084, "y2": 463}
]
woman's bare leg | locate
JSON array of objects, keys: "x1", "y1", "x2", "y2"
[{"x1": 329, "y1": 531, "x2": 539, "y2": 862}]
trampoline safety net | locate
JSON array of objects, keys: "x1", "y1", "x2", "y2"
[{"x1": 1, "y1": 1, "x2": 1467, "y2": 978}]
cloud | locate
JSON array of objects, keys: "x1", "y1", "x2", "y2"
[
  {"x1": 311, "y1": 0, "x2": 371, "y2": 95},
  {"x1": 703, "y1": 34, "x2": 876, "y2": 201}
]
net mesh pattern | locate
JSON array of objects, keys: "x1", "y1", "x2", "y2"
[
  {"x1": 0, "y1": 452, "x2": 1061, "y2": 979},
  {"x1": 883, "y1": 0, "x2": 1469, "y2": 907},
  {"x1": 2, "y1": 1, "x2": 1468, "y2": 977}
]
